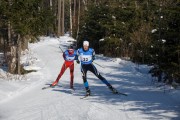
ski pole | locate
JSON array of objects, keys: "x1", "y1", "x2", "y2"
[
  {"x1": 59, "y1": 45, "x2": 64, "y2": 53},
  {"x1": 93, "y1": 62, "x2": 105, "y2": 68}
]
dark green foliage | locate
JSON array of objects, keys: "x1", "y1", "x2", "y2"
[
  {"x1": 78, "y1": 0, "x2": 180, "y2": 81},
  {"x1": 0, "y1": 0, "x2": 55, "y2": 74},
  {"x1": 0, "y1": 0, "x2": 179, "y2": 80},
  {"x1": 100, "y1": 37, "x2": 121, "y2": 57},
  {"x1": 78, "y1": 5, "x2": 109, "y2": 50},
  {"x1": 0, "y1": 0, "x2": 55, "y2": 39}
]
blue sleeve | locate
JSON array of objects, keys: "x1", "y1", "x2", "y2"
[
  {"x1": 75, "y1": 49, "x2": 80, "y2": 61},
  {"x1": 92, "y1": 49, "x2": 95, "y2": 60},
  {"x1": 63, "y1": 52, "x2": 66, "y2": 60}
]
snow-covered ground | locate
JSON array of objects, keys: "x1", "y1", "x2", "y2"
[{"x1": 0, "y1": 36, "x2": 179, "y2": 120}]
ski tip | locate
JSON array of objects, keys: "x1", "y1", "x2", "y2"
[
  {"x1": 118, "y1": 93, "x2": 128, "y2": 96},
  {"x1": 42, "y1": 87, "x2": 46, "y2": 90},
  {"x1": 113, "y1": 91, "x2": 128, "y2": 96},
  {"x1": 42, "y1": 86, "x2": 53, "y2": 90},
  {"x1": 80, "y1": 95, "x2": 90, "y2": 99}
]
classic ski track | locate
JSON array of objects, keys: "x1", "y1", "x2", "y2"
[
  {"x1": 84, "y1": 101, "x2": 127, "y2": 120},
  {"x1": 120, "y1": 96, "x2": 133, "y2": 120}
]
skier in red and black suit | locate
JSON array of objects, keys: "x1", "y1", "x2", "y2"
[{"x1": 50, "y1": 45, "x2": 77, "y2": 89}]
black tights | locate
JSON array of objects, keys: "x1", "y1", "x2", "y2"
[{"x1": 81, "y1": 63, "x2": 110, "y2": 90}]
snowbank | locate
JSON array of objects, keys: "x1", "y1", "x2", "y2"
[{"x1": 0, "y1": 38, "x2": 45, "y2": 103}]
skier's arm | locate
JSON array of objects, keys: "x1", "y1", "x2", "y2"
[
  {"x1": 74, "y1": 51, "x2": 78, "y2": 60},
  {"x1": 62, "y1": 52, "x2": 66, "y2": 60},
  {"x1": 76, "y1": 49, "x2": 80, "y2": 64}
]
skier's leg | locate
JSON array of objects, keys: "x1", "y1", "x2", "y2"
[
  {"x1": 69, "y1": 63, "x2": 74, "y2": 88},
  {"x1": 90, "y1": 64, "x2": 111, "y2": 86},
  {"x1": 51, "y1": 63, "x2": 67, "y2": 86},
  {"x1": 81, "y1": 65, "x2": 90, "y2": 95},
  {"x1": 90, "y1": 64, "x2": 118, "y2": 93}
]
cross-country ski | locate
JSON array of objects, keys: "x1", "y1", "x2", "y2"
[
  {"x1": 114, "y1": 91, "x2": 128, "y2": 96},
  {"x1": 80, "y1": 94, "x2": 90, "y2": 99},
  {"x1": 42, "y1": 86, "x2": 54, "y2": 90}
]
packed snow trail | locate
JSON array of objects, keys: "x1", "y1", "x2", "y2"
[{"x1": 0, "y1": 37, "x2": 179, "y2": 120}]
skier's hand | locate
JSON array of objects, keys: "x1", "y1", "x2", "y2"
[
  {"x1": 76, "y1": 60, "x2": 80, "y2": 64},
  {"x1": 92, "y1": 55, "x2": 95, "y2": 62}
]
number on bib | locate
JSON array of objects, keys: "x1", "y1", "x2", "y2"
[
  {"x1": 81, "y1": 55, "x2": 92, "y2": 62},
  {"x1": 83, "y1": 58, "x2": 88, "y2": 61}
]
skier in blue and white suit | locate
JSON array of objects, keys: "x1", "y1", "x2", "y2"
[{"x1": 76, "y1": 41, "x2": 118, "y2": 96}]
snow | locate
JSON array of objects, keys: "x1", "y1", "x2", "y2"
[
  {"x1": 151, "y1": 29, "x2": 157, "y2": 33},
  {"x1": 0, "y1": 36, "x2": 180, "y2": 120},
  {"x1": 58, "y1": 36, "x2": 76, "y2": 45},
  {"x1": 162, "y1": 39, "x2": 166, "y2": 43},
  {"x1": 99, "y1": 38, "x2": 104, "y2": 41}
]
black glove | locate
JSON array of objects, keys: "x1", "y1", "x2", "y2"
[
  {"x1": 76, "y1": 60, "x2": 80, "y2": 64},
  {"x1": 92, "y1": 55, "x2": 95, "y2": 62}
]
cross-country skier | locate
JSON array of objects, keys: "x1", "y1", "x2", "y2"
[
  {"x1": 50, "y1": 45, "x2": 77, "y2": 89},
  {"x1": 76, "y1": 41, "x2": 118, "y2": 96}
]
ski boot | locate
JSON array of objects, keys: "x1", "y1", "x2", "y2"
[
  {"x1": 108, "y1": 85, "x2": 118, "y2": 94},
  {"x1": 70, "y1": 86, "x2": 75, "y2": 91},
  {"x1": 85, "y1": 89, "x2": 91, "y2": 96},
  {"x1": 50, "y1": 81, "x2": 58, "y2": 87}
]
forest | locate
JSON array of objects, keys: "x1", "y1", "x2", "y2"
[{"x1": 0, "y1": 0, "x2": 179, "y2": 83}]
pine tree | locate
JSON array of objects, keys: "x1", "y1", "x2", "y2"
[{"x1": 0, "y1": 0, "x2": 55, "y2": 74}]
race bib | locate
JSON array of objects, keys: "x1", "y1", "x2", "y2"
[
  {"x1": 66, "y1": 56, "x2": 75, "y2": 61},
  {"x1": 80, "y1": 55, "x2": 92, "y2": 62}
]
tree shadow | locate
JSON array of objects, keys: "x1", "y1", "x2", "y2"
[
  {"x1": 43, "y1": 54, "x2": 180, "y2": 119},
  {"x1": 52, "y1": 89, "x2": 72, "y2": 94},
  {"x1": 75, "y1": 63, "x2": 180, "y2": 120}
]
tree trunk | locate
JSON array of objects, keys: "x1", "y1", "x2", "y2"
[
  {"x1": 21, "y1": 36, "x2": 28, "y2": 51},
  {"x1": 8, "y1": 21, "x2": 11, "y2": 46},
  {"x1": 73, "y1": 0, "x2": 76, "y2": 25},
  {"x1": 76, "y1": 0, "x2": 80, "y2": 40},
  {"x1": 62, "y1": 0, "x2": 64, "y2": 36},
  {"x1": 16, "y1": 34, "x2": 21, "y2": 75},
  {"x1": 69, "y1": 0, "x2": 72, "y2": 36},
  {"x1": 2, "y1": 37, "x2": 6, "y2": 62},
  {"x1": 82, "y1": 0, "x2": 87, "y2": 11},
  {"x1": 7, "y1": 0, "x2": 12, "y2": 45},
  {"x1": 57, "y1": 0, "x2": 62, "y2": 37},
  {"x1": 50, "y1": 0, "x2": 52, "y2": 8},
  {"x1": 53, "y1": 0, "x2": 58, "y2": 35},
  {"x1": 7, "y1": 46, "x2": 16, "y2": 74}
]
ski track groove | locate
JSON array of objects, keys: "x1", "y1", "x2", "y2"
[
  {"x1": 120, "y1": 97, "x2": 133, "y2": 120},
  {"x1": 99, "y1": 64, "x2": 132, "y2": 119}
]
